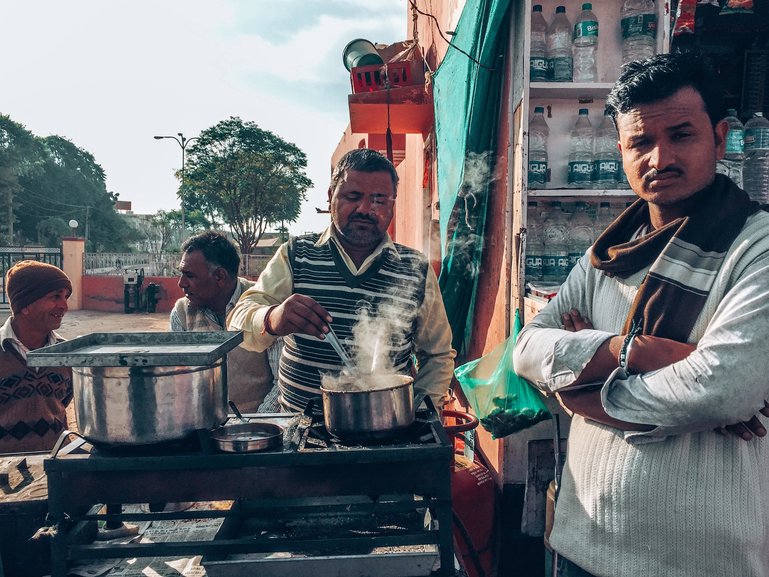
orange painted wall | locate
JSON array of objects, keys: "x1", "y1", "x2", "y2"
[{"x1": 82, "y1": 276, "x2": 183, "y2": 313}]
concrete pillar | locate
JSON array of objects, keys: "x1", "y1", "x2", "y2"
[{"x1": 61, "y1": 237, "x2": 85, "y2": 311}]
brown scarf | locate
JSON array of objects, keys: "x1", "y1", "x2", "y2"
[{"x1": 590, "y1": 175, "x2": 762, "y2": 341}]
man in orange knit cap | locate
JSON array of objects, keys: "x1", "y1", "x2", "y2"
[{"x1": 0, "y1": 260, "x2": 73, "y2": 453}]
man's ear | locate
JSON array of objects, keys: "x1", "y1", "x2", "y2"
[
  {"x1": 713, "y1": 118, "x2": 728, "y2": 161},
  {"x1": 213, "y1": 267, "x2": 228, "y2": 285}
]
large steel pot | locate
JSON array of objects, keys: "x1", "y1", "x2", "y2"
[
  {"x1": 320, "y1": 374, "x2": 415, "y2": 441},
  {"x1": 73, "y1": 361, "x2": 227, "y2": 446}
]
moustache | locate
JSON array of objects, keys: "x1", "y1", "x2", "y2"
[
  {"x1": 349, "y1": 214, "x2": 378, "y2": 224},
  {"x1": 645, "y1": 167, "x2": 681, "y2": 182}
]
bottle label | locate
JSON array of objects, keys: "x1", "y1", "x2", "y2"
[
  {"x1": 726, "y1": 129, "x2": 744, "y2": 154},
  {"x1": 525, "y1": 256, "x2": 543, "y2": 280},
  {"x1": 574, "y1": 20, "x2": 598, "y2": 40},
  {"x1": 551, "y1": 56, "x2": 573, "y2": 81},
  {"x1": 593, "y1": 159, "x2": 620, "y2": 182},
  {"x1": 745, "y1": 128, "x2": 769, "y2": 151},
  {"x1": 621, "y1": 14, "x2": 657, "y2": 39},
  {"x1": 568, "y1": 161, "x2": 593, "y2": 184},
  {"x1": 555, "y1": 255, "x2": 571, "y2": 279},
  {"x1": 528, "y1": 160, "x2": 548, "y2": 185},
  {"x1": 530, "y1": 57, "x2": 548, "y2": 80}
]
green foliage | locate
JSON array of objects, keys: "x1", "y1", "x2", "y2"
[
  {"x1": 183, "y1": 116, "x2": 312, "y2": 254},
  {"x1": 0, "y1": 115, "x2": 139, "y2": 250}
]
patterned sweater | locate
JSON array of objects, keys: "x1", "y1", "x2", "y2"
[{"x1": 0, "y1": 318, "x2": 72, "y2": 453}]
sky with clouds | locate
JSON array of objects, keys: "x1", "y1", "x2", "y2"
[{"x1": 2, "y1": 0, "x2": 405, "y2": 234}]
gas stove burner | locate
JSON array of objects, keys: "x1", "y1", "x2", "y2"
[
  {"x1": 87, "y1": 432, "x2": 209, "y2": 457},
  {"x1": 296, "y1": 408, "x2": 439, "y2": 451}
]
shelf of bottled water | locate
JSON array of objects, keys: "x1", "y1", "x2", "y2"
[
  {"x1": 525, "y1": 199, "x2": 628, "y2": 285},
  {"x1": 527, "y1": 103, "x2": 633, "y2": 193},
  {"x1": 529, "y1": 0, "x2": 662, "y2": 88}
]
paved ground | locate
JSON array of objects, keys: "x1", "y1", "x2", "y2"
[{"x1": 0, "y1": 309, "x2": 171, "y2": 338}]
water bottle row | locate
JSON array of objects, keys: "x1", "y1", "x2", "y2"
[
  {"x1": 526, "y1": 200, "x2": 626, "y2": 284},
  {"x1": 528, "y1": 106, "x2": 630, "y2": 189},
  {"x1": 531, "y1": 0, "x2": 657, "y2": 83},
  {"x1": 716, "y1": 109, "x2": 769, "y2": 204}
]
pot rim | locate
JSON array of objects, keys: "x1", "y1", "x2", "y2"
[{"x1": 320, "y1": 374, "x2": 413, "y2": 396}]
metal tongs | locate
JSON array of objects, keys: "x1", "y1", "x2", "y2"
[{"x1": 324, "y1": 326, "x2": 357, "y2": 374}]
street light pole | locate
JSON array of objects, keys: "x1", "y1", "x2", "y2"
[{"x1": 153, "y1": 132, "x2": 199, "y2": 238}]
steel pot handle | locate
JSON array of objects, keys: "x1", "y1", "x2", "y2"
[
  {"x1": 49, "y1": 429, "x2": 88, "y2": 458},
  {"x1": 442, "y1": 409, "x2": 479, "y2": 436}
]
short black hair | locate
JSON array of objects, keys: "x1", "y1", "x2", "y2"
[
  {"x1": 605, "y1": 52, "x2": 725, "y2": 129},
  {"x1": 330, "y1": 148, "x2": 399, "y2": 195},
  {"x1": 181, "y1": 230, "x2": 240, "y2": 276}
]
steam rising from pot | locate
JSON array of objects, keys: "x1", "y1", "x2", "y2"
[{"x1": 322, "y1": 299, "x2": 415, "y2": 392}]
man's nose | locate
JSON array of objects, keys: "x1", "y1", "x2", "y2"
[
  {"x1": 356, "y1": 196, "x2": 376, "y2": 213},
  {"x1": 178, "y1": 275, "x2": 187, "y2": 288},
  {"x1": 649, "y1": 141, "x2": 675, "y2": 170}
]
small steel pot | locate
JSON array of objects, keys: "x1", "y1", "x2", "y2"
[{"x1": 320, "y1": 374, "x2": 415, "y2": 441}]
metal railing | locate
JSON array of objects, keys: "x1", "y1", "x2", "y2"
[
  {"x1": 84, "y1": 252, "x2": 273, "y2": 278},
  {"x1": 84, "y1": 253, "x2": 180, "y2": 276}
]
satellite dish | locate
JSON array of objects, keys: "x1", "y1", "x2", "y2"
[{"x1": 68, "y1": 219, "x2": 79, "y2": 228}]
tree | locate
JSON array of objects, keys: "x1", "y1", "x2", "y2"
[
  {"x1": 0, "y1": 116, "x2": 44, "y2": 244},
  {"x1": 15, "y1": 135, "x2": 139, "y2": 250},
  {"x1": 183, "y1": 117, "x2": 312, "y2": 254}
]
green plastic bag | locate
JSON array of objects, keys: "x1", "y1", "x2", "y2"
[{"x1": 454, "y1": 310, "x2": 551, "y2": 439}]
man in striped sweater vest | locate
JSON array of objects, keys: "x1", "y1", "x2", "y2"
[
  {"x1": 514, "y1": 53, "x2": 769, "y2": 576},
  {"x1": 1, "y1": 260, "x2": 73, "y2": 453},
  {"x1": 228, "y1": 148, "x2": 455, "y2": 413}
]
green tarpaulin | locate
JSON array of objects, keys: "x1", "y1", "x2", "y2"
[{"x1": 435, "y1": 0, "x2": 511, "y2": 357}]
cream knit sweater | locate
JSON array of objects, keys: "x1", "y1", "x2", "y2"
[{"x1": 515, "y1": 211, "x2": 769, "y2": 577}]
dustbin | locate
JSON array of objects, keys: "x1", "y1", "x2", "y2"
[{"x1": 145, "y1": 282, "x2": 160, "y2": 313}]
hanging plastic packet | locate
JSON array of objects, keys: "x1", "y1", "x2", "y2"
[
  {"x1": 674, "y1": 0, "x2": 697, "y2": 35},
  {"x1": 453, "y1": 310, "x2": 551, "y2": 439},
  {"x1": 720, "y1": 0, "x2": 753, "y2": 14}
]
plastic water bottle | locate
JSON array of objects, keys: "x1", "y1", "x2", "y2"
[
  {"x1": 547, "y1": 6, "x2": 572, "y2": 82},
  {"x1": 617, "y1": 160, "x2": 630, "y2": 189},
  {"x1": 528, "y1": 106, "x2": 549, "y2": 187},
  {"x1": 621, "y1": 0, "x2": 657, "y2": 64},
  {"x1": 716, "y1": 108, "x2": 744, "y2": 188},
  {"x1": 567, "y1": 108, "x2": 594, "y2": 187},
  {"x1": 594, "y1": 201, "x2": 615, "y2": 239},
  {"x1": 530, "y1": 5, "x2": 548, "y2": 81},
  {"x1": 593, "y1": 110, "x2": 620, "y2": 189},
  {"x1": 525, "y1": 201, "x2": 544, "y2": 281},
  {"x1": 572, "y1": 3, "x2": 598, "y2": 82},
  {"x1": 743, "y1": 112, "x2": 769, "y2": 203},
  {"x1": 567, "y1": 202, "x2": 594, "y2": 268},
  {"x1": 542, "y1": 202, "x2": 570, "y2": 283}
]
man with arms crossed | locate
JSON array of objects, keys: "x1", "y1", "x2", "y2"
[{"x1": 514, "y1": 53, "x2": 769, "y2": 576}]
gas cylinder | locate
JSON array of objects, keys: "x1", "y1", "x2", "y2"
[{"x1": 444, "y1": 408, "x2": 497, "y2": 577}]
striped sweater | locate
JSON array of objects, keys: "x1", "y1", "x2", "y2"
[{"x1": 279, "y1": 234, "x2": 427, "y2": 412}]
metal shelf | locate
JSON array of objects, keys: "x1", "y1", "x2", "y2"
[
  {"x1": 529, "y1": 82, "x2": 614, "y2": 100},
  {"x1": 527, "y1": 188, "x2": 633, "y2": 197}
]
